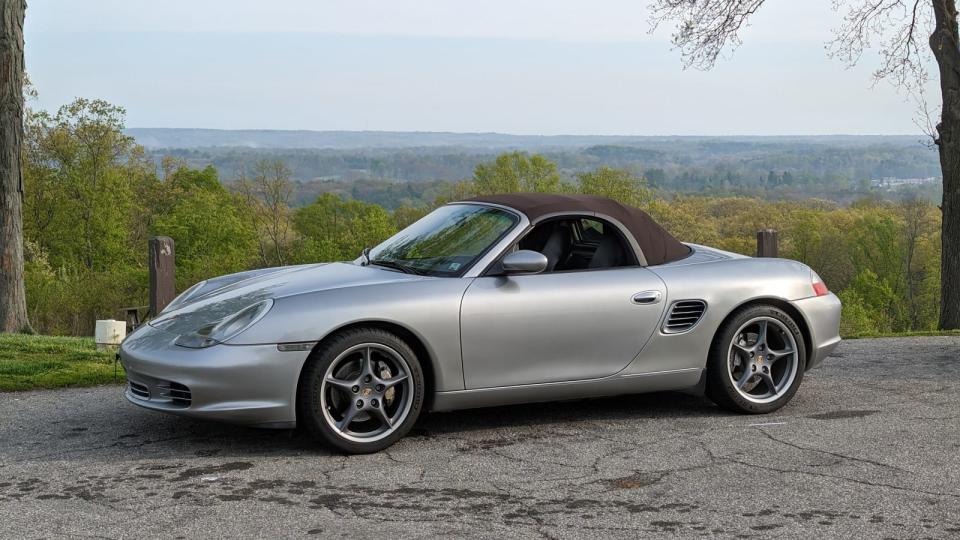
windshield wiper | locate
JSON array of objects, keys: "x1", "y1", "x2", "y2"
[{"x1": 368, "y1": 258, "x2": 425, "y2": 275}]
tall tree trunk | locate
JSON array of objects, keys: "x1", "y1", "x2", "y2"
[
  {"x1": 0, "y1": 0, "x2": 30, "y2": 333},
  {"x1": 933, "y1": 0, "x2": 960, "y2": 330}
]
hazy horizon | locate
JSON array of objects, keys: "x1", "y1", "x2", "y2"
[
  {"x1": 125, "y1": 127, "x2": 931, "y2": 139},
  {"x1": 26, "y1": 0, "x2": 940, "y2": 136}
]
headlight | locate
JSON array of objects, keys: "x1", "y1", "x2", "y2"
[
  {"x1": 174, "y1": 299, "x2": 273, "y2": 348},
  {"x1": 163, "y1": 280, "x2": 208, "y2": 314}
]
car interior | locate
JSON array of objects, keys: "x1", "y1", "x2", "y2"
[{"x1": 511, "y1": 216, "x2": 636, "y2": 272}]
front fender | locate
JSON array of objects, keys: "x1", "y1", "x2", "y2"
[{"x1": 229, "y1": 278, "x2": 472, "y2": 392}]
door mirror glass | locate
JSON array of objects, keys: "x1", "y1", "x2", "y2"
[{"x1": 501, "y1": 250, "x2": 548, "y2": 275}]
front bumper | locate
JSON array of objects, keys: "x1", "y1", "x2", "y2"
[
  {"x1": 119, "y1": 326, "x2": 311, "y2": 428},
  {"x1": 790, "y1": 292, "x2": 842, "y2": 370}
]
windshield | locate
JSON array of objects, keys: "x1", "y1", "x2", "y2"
[{"x1": 368, "y1": 204, "x2": 519, "y2": 276}]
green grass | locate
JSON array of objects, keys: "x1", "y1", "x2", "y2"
[
  {"x1": 843, "y1": 329, "x2": 960, "y2": 339},
  {"x1": 0, "y1": 334, "x2": 124, "y2": 391}
]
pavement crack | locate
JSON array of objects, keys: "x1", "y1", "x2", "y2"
[
  {"x1": 726, "y1": 456, "x2": 960, "y2": 500},
  {"x1": 757, "y1": 428, "x2": 911, "y2": 474}
]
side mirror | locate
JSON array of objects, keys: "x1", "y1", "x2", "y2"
[{"x1": 501, "y1": 250, "x2": 548, "y2": 275}]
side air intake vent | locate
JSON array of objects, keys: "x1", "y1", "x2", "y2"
[{"x1": 663, "y1": 300, "x2": 707, "y2": 334}]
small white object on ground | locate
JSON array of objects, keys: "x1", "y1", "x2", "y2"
[{"x1": 95, "y1": 319, "x2": 126, "y2": 351}]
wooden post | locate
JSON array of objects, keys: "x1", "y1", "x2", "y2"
[
  {"x1": 149, "y1": 237, "x2": 176, "y2": 315},
  {"x1": 757, "y1": 229, "x2": 778, "y2": 258}
]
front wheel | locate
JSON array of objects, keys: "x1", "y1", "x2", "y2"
[
  {"x1": 706, "y1": 305, "x2": 806, "y2": 414},
  {"x1": 297, "y1": 328, "x2": 425, "y2": 453}
]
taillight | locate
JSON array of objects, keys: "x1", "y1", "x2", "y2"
[{"x1": 811, "y1": 272, "x2": 829, "y2": 296}]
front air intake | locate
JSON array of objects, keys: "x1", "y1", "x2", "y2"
[
  {"x1": 663, "y1": 300, "x2": 707, "y2": 334},
  {"x1": 160, "y1": 381, "x2": 192, "y2": 407},
  {"x1": 128, "y1": 380, "x2": 149, "y2": 400}
]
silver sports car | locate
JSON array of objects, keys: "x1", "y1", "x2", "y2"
[{"x1": 121, "y1": 193, "x2": 841, "y2": 453}]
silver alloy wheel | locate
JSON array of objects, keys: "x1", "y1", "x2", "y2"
[
  {"x1": 727, "y1": 316, "x2": 799, "y2": 404},
  {"x1": 319, "y1": 343, "x2": 414, "y2": 443}
]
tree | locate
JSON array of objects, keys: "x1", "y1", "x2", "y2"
[
  {"x1": 576, "y1": 167, "x2": 653, "y2": 207},
  {"x1": 473, "y1": 152, "x2": 562, "y2": 194},
  {"x1": 0, "y1": 0, "x2": 29, "y2": 333},
  {"x1": 153, "y1": 166, "x2": 257, "y2": 284},
  {"x1": 237, "y1": 160, "x2": 295, "y2": 267},
  {"x1": 650, "y1": 0, "x2": 960, "y2": 330},
  {"x1": 24, "y1": 99, "x2": 140, "y2": 271},
  {"x1": 900, "y1": 197, "x2": 938, "y2": 328},
  {"x1": 292, "y1": 193, "x2": 395, "y2": 263},
  {"x1": 21, "y1": 96, "x2": 161, "y2": 335}
]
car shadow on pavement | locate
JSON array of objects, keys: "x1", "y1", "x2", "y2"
[
  {"x1": 68, "y1": 390, "x2": 725, "y2": 461},
  {"x1": 417, "y1": 390, "x2": 723, "y2": 436}
]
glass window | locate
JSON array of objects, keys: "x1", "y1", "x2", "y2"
[
  {"x1": 579, "y1": 218, "x2": 605, "y2": 242},
  {"x1": 511, "y1": 216, "x2": 631, "y2": 273},
  {"x1": 369, "y1": 204, "x2": 518, "y2": 276}
]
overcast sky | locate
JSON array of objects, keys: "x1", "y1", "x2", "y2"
[{"x1": 25, "y1": 0, "x2": 938, "y2": 135}]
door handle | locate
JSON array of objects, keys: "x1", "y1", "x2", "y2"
[{"x1": 632, "y1": 291, "x2": 662, "y2": 305}]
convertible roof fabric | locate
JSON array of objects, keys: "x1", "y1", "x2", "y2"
[{"x1": 464, "y1": 193, "x2": 691, "y2": 266}]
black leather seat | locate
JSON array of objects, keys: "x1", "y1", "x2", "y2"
[
  {"x1": 540, "y1": 224, "x2": 570, "y2": 272},
  {"x1": 589, "y1": 234, "x2": 624, "y2": 269}
]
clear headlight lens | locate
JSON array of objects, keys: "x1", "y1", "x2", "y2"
[
  {"x1": 174, "y1": 299, "x2": 273, "y2": 349},
  {"x1": 162, "y1": 280, "x2": 208, "y2": 314}
]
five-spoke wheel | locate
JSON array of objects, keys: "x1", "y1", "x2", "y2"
[
  {"x1": 298, "y1": 328, "x2": 424, "y2": 453},
  {"x1": 321, "y1": 343, "x2": 413, "y2": 442},
  {"x1": 707, "y1": 305, "x2": 806, "y2": 414},
  {"x1": 727, "y1": 317, "x2": 799, "y2": 404}
]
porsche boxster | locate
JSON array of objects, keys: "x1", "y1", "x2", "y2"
[{"x1": 121, "y1": 193, "x2": 841, "y2": 453}]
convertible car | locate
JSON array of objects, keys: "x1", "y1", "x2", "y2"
[{"x1": 121, "y1": 193, "x2": 841, "y2": 453}]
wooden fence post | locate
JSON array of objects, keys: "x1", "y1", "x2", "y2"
[
  {"x1": 149, "y1": 236, "x2": 176, "y2": 315},
  {"x1": 756, "y1": 229, "x2": 778, "y2": 258}
]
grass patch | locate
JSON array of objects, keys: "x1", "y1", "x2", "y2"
[
  {"x1": 843, "y1": 329, "x2": 960, "y2": 339},
  {"x1": 0, "y1": 334, "x2": 124, "y2": 391}
]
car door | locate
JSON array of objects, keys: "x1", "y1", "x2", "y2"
[{"x1": 459, "y1": 266, "x2": 667, "y2": 389}]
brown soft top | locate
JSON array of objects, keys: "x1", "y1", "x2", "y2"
[{"x1": 464, "y1": 193, "x2": 691, "y2": 266}]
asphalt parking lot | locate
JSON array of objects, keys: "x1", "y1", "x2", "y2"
[{"x1": 1, "y1": 336, "x2": 959, "y2": 539}]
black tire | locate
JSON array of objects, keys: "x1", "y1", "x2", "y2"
[
  {"x1": 297, "y1": 327, "x2": 425, "y2": 454},
  {"x1": 705, "y1": 304, "x2": 806, "y2": 414}
]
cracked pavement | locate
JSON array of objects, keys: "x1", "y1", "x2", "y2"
[{"x1": 1, "y1": 336, "x2": 959, "y2": 538}]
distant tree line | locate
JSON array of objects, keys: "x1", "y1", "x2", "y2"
[
  {"x1": 21, "y1": 98, "x2": 942, "y2": 337},
  {"x1": 156, "y1": 138, "x2": 942, "y2": 209}
]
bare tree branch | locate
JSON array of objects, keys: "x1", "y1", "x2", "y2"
[
  {"x1": 913, "y1": 89, "x2": 940, "y2": 144},
  {"x1": 650, "y1": 1, "x2": 938, "y2": 136},
  {"x1": 649, "y1": 0, "x2": 769, "y2": 69},
  {"x1": 828, "y1": 0, "x2": 934, "y2": 94}
]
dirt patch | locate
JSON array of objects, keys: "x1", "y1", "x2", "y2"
[
  {"x1": 607, "y1": 472, "x2": 664, "y2": 489},
  {"x1": 173, "y1": 462, "x2": 254, "y2": 481}
]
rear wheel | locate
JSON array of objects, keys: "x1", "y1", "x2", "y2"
[
  {"x1": 297, "y1": 328, "x2": 424, "y2": 453},
  {"x1": 706, "y1": 305, "x2": 806, "y2": 414}
]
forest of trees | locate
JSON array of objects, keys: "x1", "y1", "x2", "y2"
[
  {"x1": 21, "y1": 98, "x2": 942, "y2": 338},
  {"x1": 156, "y1": 138, "x2": 943, "y2": 209}
]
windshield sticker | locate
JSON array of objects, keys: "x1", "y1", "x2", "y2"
[{"x1": 449, "y1": 262, "x2": 461, "y2": 270}]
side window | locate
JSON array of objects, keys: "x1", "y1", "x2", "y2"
[
  {"x1": 579, "y1": 218, "x2": 604, "y2": 243},
  {"x1": 509, "y1": 216, "x2": 633, "y2": 273}
]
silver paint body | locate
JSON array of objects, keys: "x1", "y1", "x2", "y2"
[{"x1": 120, "y1": 202, "x2": 842, "y2": 428}]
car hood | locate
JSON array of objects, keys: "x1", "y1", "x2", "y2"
[{"x1": 146, "y1": 262, "x2": 429, "y2": 336}]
